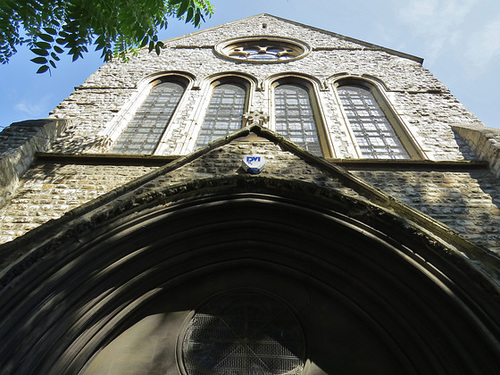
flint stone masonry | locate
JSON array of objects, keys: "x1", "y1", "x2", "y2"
[
  {"x1": 47, "y1": 14, "x2": 482, "y2": 160},
  {"x1": 0, "y1": 119, "x2": 67, "y2": 208}
]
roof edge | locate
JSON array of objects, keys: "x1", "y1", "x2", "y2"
[
  {"x1": 158, "y1": 13, "x2": 424, "y2": 64},
  {"x1": 262, "y1": 13, "x2": 424, "y2": 64}
]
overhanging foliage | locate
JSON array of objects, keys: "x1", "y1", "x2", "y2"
[{"x1": 0, "y1": 0, "x2": 213, "y2": 73}]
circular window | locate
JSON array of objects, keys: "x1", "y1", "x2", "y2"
[
  {"x1": 181, "y1": 291, "x2": 305, "y2": 375},
  {"x1": 215, "y1": 37, "x2": 310, "y2": 63}
]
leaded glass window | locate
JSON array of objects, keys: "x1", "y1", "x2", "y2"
[
  {"x1": 228, "y1": 45, "x2": 298, "y2": 61},
  {"x1": 215, "y1": 37, "x2": 309, "y2": 64},
  {"x1": 195, "y1": 83, "x2": 247, "y2": 148},
  {"x1": 112, "y1": 81, "x2": 185, "y2": 154},
  {"x1": 338, "y1": 85, "x2": 409, "y2": 159},
  {"x1": 275, "y1": 84, "x2": 323, "y2": 156},
  {"x1": 182, "y1": 291, "x2": 305, "y2": 375}
]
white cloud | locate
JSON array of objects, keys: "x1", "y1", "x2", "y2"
[
  {"x1": 464, "y1": 15, "x2": 500, "y2": 73},
  {"x1": 14, "y1": 95, "x2": 52, "y2": 118},
  {"x1": 397, "y1": 0, "x2": 478, "y2": 31},
  {"x1": 394, "y1": 0, "x2": 500, "y2": 77},
  {"x1": 395, "y1": 0, "x2": 479, "y2": 63}
]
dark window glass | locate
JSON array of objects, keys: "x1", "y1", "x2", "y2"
[
  {"x1": 195, "y1": 83, "x2": 246, "y2": 148},
  {"x1": 275, "y1": 84, "x2": 322, "y2": 156},
  {"x1": 338, "y1": 85, "x2": 409, "y2": 159},
  {"x1": 183, "y1": 291, "x2": 305, "y2": 375},
  {"x1": 113, "y1": 81, "x2": 185, "y2": 154}
]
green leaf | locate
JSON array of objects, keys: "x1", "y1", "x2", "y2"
[
  {"x1": 39, "y1": 34, "x2": 54, "y2": 42},
  {"x1": 49, "y1": 60, "x2": 56, "y2": 68},
  {"x1": 30, "y1": 56, "x2": 47, "y2": 64},
  {"x1": 36, "y1": 65, "x2": 49, "y2": 74},
  {"x1": 43, "y1": 27, "x2": 57, "y2": 36},
  {"x1": 31, "y1": 48, "x2": 49, "y2": 56},
  {"x1": 43, "y1": 25, "x2": 59, "y2": 35},
  {"x1": 185, "y1": 7, "x2": 194, "y2": 23},
  {"x1": 31, "y1": 1, "x2": 43, "y2": 11},
  {"x1": 177, "y1": 0, "x2": 189, "y2": 17},
  {"x1": 103, "y1": 50, "x2": 113, "y2": 61},
  {"x1": 34, "y1": 41, "x2": 51, "y2": 49},
  {"x1": 4, "y1": 0, "x2": 213, "y2": 68}
]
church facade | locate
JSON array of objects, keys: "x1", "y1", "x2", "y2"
[{"x1": 0, "y1": 14, "x2": 500, "y2": 374}]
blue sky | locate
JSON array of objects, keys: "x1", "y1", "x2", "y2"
[{"x1": 1, "y1": 0, "x2": 499, "y2": 129}]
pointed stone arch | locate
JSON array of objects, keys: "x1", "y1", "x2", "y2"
[{"x1": 0, "y1": 174, "x2": 499, "y2": 374}]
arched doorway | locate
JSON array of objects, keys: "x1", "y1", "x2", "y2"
[{"x1": 1, "y1": 191, "x2": 500, "y2": 374}]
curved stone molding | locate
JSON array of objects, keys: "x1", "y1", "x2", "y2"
[
  {"x1": 215, "y1": 36, "x2": 310, "y2": 63},
  {"x1": 1, "y1": 186, "x2": 500, "y2": 374}
]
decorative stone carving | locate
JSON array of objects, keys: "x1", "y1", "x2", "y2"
[
  {"x1": 91, "y1": 135, "x2": 114, "y2": 152},
  {"x1": 243, "y1": 111, "x2": 269, "y2": 127}
]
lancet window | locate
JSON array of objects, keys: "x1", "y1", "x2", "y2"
[
  {"x1": 112, "y1": 79, "x2": 185, "y2": 154},
  {"x1": 274, "y1": 82, "x2": 324, "y2": 157},
  {"x1": 195, "y1": 81, "x2": 248, "y2": 148},
  {"x1": 337, "y1": 84, "x2": 411, "y2": 159}
]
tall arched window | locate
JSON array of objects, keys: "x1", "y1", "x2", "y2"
[
  {"x1": 112, "y1": 79, "x2": 186, "y2": 154},
  {"x1": 274, "y1": 83, "x2": 324, "y2": 157},
  {"x1": 195, "y1": 82, "x2": 247, "y2": 148},
  {"x1": 337, "y1": 84, "x2": 411, "y2": 159}
]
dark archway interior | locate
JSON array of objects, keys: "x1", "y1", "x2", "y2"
[{"x1": 1, "y1": 192, "x2": 500, "y2": 374}]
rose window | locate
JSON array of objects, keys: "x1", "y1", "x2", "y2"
[{"x1": 215, "y1": 38, "x2": 309, "y2": 63}]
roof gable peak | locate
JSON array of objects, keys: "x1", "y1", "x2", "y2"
[{"x1": 161, "y1": 13, "x2": 422, "y2": 63}]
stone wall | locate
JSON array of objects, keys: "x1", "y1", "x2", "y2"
[
  {"x1": 352, "y1": 168, "x2": 500, "y2": 253},
  {"x1": 0, "y1": 119, "x2": 67, "y2": 208},
  {"x1": 0, "y1": 140, "x2": 355, "y2": 245},
  {"x1": 47, "y1": 14, "x2": 484, "y2": 160},
  {"x1": 0, "y1": 15, "x2": 498, "y2": 255},
  {"x1": 1, "y1": 137, "x2": 499, "y2": 254},
  {"x1": 453, "y1": 125, "x2": 500, "y2": 177},
  {"x1": 0, "y1": 17, "x2": 499, "y2": 375},
  {"x1": 0, "y1": 161, "x2": 157, "y2": 243}
]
